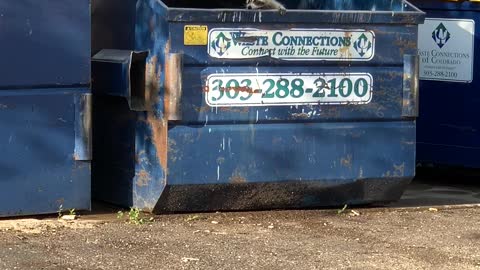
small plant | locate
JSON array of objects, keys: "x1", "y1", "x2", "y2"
[
  {"x1": 117, "y1": 208, "x2": 154, "y2": 225},
  {"x1": 58, "y1": 204, "x2": 64, "y2": 218},
  {"x1": 337, "y1": 204, "x2": 348, "y2": 215},
  {"x1": 57, "y1": 205, "x2": 77, "y2": 219},
  {"x1": 185, "y1": 215, "x2": 201, "y2": 222}
]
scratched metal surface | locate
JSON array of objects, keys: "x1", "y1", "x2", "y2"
[
  {"x1": 0, "y1": 1, "x2": 91, "y2": 217},
  {"x1": 92, "y1": 0, "x2": 424, "y2": 212},
  {"x1": 0, "y1": 89, "x2": 91, "y2": 217},
  {"x1": 410, "y1": 0, "x2": 480, "y2": 168},
  {"x1": 0, "y1": 0, "x2": 90, "y2": 88}
]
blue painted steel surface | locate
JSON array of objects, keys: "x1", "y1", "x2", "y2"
[
  {"x1": 0, "y1": 1, "x2": 91, "y2": 216},
  {"x1": 410, "y1": 0, "x2": 480, "y2": 168},
  {"x1": 92, "y1": 0, "x2": 424, "y2": 212},
  {"x1": 0, "y1": 89, "x2": 91, "y2": 216},
  {"x1": 0, "y1": 0, "x2": 90, "y2": 88}
]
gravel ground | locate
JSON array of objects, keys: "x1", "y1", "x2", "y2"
[{"x1": 0, "y1": 205, "x2": 479, "y2": 270}]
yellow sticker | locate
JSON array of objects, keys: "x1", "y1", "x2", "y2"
[{"x1": 184, "y1": 25, "x2": 208, "y2": 46}]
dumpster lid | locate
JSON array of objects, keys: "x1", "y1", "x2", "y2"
[{"x1": 152, "y1": 0, "x2": 425, "y2": 24}]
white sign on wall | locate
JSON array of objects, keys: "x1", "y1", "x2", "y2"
[{"x1": 418, "y1": 18, "x2": 475, "y2": 83}]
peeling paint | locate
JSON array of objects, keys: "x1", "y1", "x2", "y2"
[
  {"x1": 147, "y1": 112, "x2": 168, "y2": 172},
  {"x1": 144, "y1": 57, "x2": 161, "y2": 113},
  {"x1": 136, "y1": 170, "x2": 152, "y2": 187},
  {"x1": 393, "y1": 163, "x2": 405, "y2": 177},
  {"x1": 341, "y1": 154, "x2": 353, "y2": 169}
]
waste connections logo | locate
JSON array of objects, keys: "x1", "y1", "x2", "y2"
[
  {"x1": 208, "y1": 28, "x2": 375, "y2": 61},
  {"x1": 353, "y1": 34, "x2": 372, "y2": 57},
  {"x1": 210, "y1": 32, "x2": 231, "y2": 56},
  {"x1": 432, "y1": 23, "x2": 451, "y2": 49}
]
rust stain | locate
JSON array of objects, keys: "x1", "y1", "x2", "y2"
[
  {"x1": 338, "y1": 31, "x2": 353, "y2": 59},
  {"x1": 394, "y1": 37, "x2": 417, "y2": 56},
  {"x1": 393, "y1": 163, "x2": 405, "y2": 177},
  {"x1": 230, "y1": 171, "x2": 247, "y2": 184},
  {"x1": 341, "y1": 154, "x2": 353, "y2": 169},
  {"x1": 223, "y1": 86, "x2": 261, "y2": 93},
  {"x1": 136, "y1": 170, "x2": 152, "y2": 187},
  {"x1": 164, "y1": 39, "x2": 183, "y2": 120},
  {"x1": 217, "y1": 157, "x2": 225, "y2": 165},
  {"x1": 219, "y1": 107, "x2": 249, "y2": 113},
  {"x1": 168, "y1": 138, "x2": 179, "y2": 163},
  {"x1": 135, "y1": 150, "x2": 146, "y2": 164},
  {"x1": 145, "y1": 55, "x2": 161, "y2": 111},
  {"x1": 290, "y1": 113, "x2": 310, "y2": 119},
  {"x1": 194, "y1": 105, "x2": 211, "y2": 113},
  {"x1": 147, "y1": 112, "x2": 168, "y2": 172}
]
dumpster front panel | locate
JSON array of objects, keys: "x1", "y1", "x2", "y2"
[
  {"x1": 165, "y1": 121, "x2": 415, "y2": 183},
  {"x1": 411, "y1": 0, "x2": 480, "y2": 168},
  {"x1": 0, "y1": 0, "x2": 91, "y2": 88},
  {"x1": 0, "y1": 89, "x2": 91, "y2": 217}
]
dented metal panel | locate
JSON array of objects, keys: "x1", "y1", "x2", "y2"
[
  {"x1": 92, "y1": 0, "x2": 424, "y2": 212},
  {"x1": 0, "y1": 1, "x2": 92, "y2": 217}
]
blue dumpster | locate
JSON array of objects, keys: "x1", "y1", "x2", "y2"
[
  {"x1": 92, "y1": 0, "x2": 425, "y2": 212},
  {"x1": 0, "y1": 1, "x2": 91, "y2": 216},
  {"x1": 410, "y1": 0, "x2": 480, "y2": 168}
]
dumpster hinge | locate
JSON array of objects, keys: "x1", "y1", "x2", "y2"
[
  {"x1": 74, "y1": 93, "x2": 92, "y2": 161},
  {"x1": 402, "y1": 54, "x2": 420, "y2": 118},
  {"x1": 165, "y1": 53, "x2": 184, "y2": 121}
]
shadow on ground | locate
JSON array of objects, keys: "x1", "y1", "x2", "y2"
[
  {"x1": 83, "y1": 166, "x2": 480, "y2": 218},
  {"x1": 391, "y1": 166, "x2": 480, "y2": 208}
]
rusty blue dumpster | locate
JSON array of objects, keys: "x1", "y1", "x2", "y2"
[
  {"x1": 91, "y1": 0, "x2": 425, "y2": 212},
  {"x1": 0, "y1": 1, "x2": 91, "y2": 216},
  {"x1": 410, "y1": 0, "x2": 480, "y2": 168}
]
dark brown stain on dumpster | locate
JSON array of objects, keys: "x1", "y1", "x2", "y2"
[
  {"x1": 136, "y1": 170, "x2": 152, "y2": 187},
  {"x1": 145, "y1": 55, "x2": 161, "y2": 111},
  {"x1": 147, "y1": 112, "x2": 168, "y2": 173}
]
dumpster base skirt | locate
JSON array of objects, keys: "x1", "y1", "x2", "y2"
[{"x1": 152, "y1": 177, "x2": 412, "y2": 213}]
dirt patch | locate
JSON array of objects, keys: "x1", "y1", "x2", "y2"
[
  {"x1": 0, "y1": 207, "x2": 479, "y2": 270},
  {"x1": 0, "y1": 218, "x2": 101, "y2": 235}
]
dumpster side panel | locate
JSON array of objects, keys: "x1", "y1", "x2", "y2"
[
  {"x1": 92, "y1": 95, "x2": 167, "y2": 211},
  {"x1": 410, "y1": 1, "x2": 480, "y2": 168},
  {"x1": 92, "y1": 95, "x2": 137, "y2": 207},
  {"x1": 0, "y1": 89, "x2": 91, "y2": 216},
  {"x1": 0, "y1": 0, "x2": 90, "y2": 88}
]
